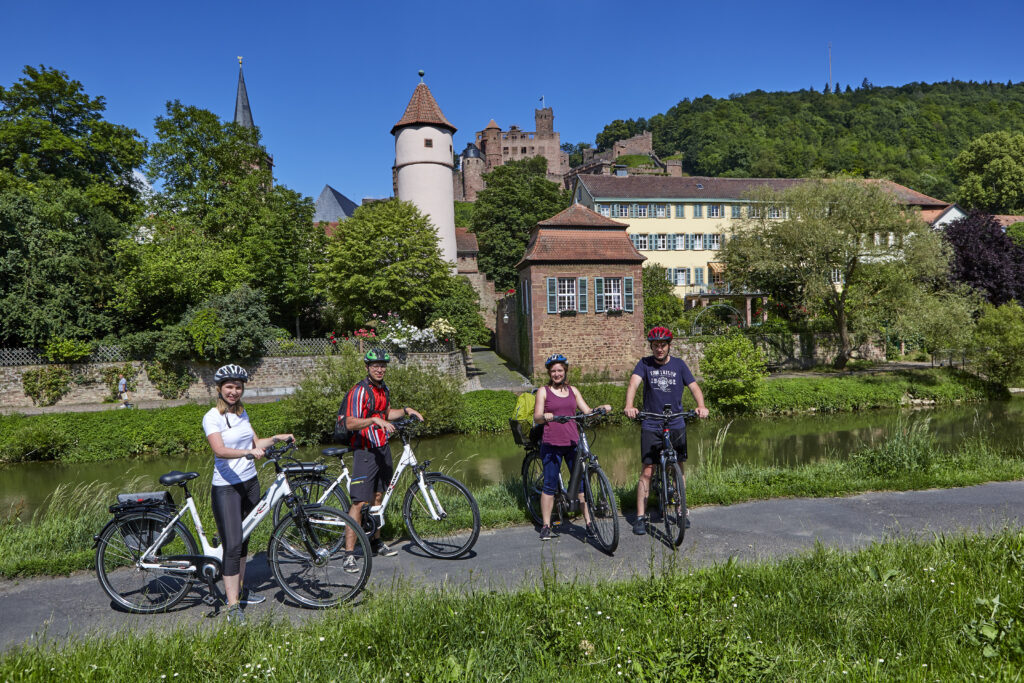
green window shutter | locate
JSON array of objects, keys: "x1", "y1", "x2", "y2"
[
  {"x1": 594, "y1": 277, "x2": 605, "y2": 313},
  {"x1": 578, "y1": 277, "x2": 588, "y2": 313},
  {"x1": 667, "y1": 234, "x2": 676, "y2": 250},
  {"x1": 695, "y1": 267, "x2": 704, "y2": 285},
  {"x1": 624, "y1": 277, "x2": 634, "y2": 312},
  {"x1": 547, "y1": 277, "x2": 557, "y2": 313}
]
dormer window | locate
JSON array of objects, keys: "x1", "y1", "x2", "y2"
[{"x1": 424, "y1": 139, "x2": 433, "y2": 148}]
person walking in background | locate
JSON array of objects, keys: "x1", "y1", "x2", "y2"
[{"x1": 117, "y1": 373, "x2": 130, "y2": 409}]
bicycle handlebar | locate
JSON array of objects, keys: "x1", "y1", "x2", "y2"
[
  {"x1": 634, "y1": 410, "x2": 697, "y2": 423},
  {"x1": 245, "y1": 438, "x2": 297, "y2": 461},
  {"x1": 551, "y1": 407, "x2": 609, "y2": 424}
]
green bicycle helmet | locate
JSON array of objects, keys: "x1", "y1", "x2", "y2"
[{"x1": 364, "y1": 348, "x2": 391, "y2": 363}]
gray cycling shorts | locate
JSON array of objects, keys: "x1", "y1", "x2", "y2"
[{"x1": 349, "y1": 444, "x2": 394, "y2": 503}]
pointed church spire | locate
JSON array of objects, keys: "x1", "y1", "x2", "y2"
[{"x1": 234, "y1": 57, "x2": 254, "y2": 128}]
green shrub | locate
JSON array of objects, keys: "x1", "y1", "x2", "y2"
[
  {"x1": 42, "y1": 338, "x2": 93, "y2": 363},
  {"x1": 0, "y1": 417, "x2": 71, "y2": 463},
  {"x1": 144, "y1": 361, "x2": 194, "y2": 399},
  {"x1": 387, "y1": 364, "x2": 463, "y2": 435},
  {"x1": 456, "y1": 391, "x2": 517, "y2": 432},
  {"x1": 701, "y1": 333, "x2": 767, "y2": 412},
  {"x1": 21, "y1": 366, "x2": 71, "y2": 406},
  {"x1": 849, "y1": 420, "x2": 935, "y2": 476},
  {"x1": 99, "y1": 363, "x2": 138, "y2": 402},
  {"x1": 971, "y1": 302, "x2": 1024, "y2": 387}
]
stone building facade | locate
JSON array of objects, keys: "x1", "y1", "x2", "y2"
[
  {"x1": 455, "y1": 228, "x2": 499, "y2": 332},
  {"x1": 454, "y1": 107, "x2": 569, "y2": 201},
  {"x1": 496, "y1": 204, "x2": 647, "y2": 379}
]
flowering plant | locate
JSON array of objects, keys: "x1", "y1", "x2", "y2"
[
  {"x1": 505, "y1": 288, "x2": 516, "y2": 296},
  {"x1": 429, "y1": 318, "x2": 457, "y2": 338},
  {"x1": 370, "y1": 313, "x2": 438, "y2": 348}
]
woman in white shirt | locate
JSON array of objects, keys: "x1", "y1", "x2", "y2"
[{"x1": 203, "y1": 364, "x2": 292, "y2": 624}]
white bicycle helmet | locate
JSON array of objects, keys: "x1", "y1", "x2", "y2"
[{"x1": 213, "y1": 364, "x2": 249, "y2": 384}]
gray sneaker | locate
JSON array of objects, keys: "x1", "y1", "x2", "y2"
[
  {"x1": 539, "y1": 525, "x2": 556, "y2": 541},
  {"x1": 342, "y1": 555, "x2": 360, "y2": 574},
  {"x1": 632, "y1": 516, "x2": 648, "y2": 535},
  {"x1": 373, "y1": 541, "x2": 398, "y2": 557},
  {"x1": 239, "y1": 589, "x2": 265, "y2": 605},
  {"x1": 226, "y1": 604, "x2": 247, "y2": 625}
]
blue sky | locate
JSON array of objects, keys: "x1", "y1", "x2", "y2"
[{"x1": 3, "y1": 0, "x2": 1022, "y2": 203}]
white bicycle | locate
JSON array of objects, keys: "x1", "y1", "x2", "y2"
[
  {"x1": 94, "y1": 440, "x2": 372, "y2": 613},
  {"x1": 272, "y1": 417, "x2": 481, "y2": 559}
]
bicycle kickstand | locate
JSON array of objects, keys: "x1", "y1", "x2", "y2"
[{"x1": 202, "y1": 573, "x2": 225, "y2": 617}]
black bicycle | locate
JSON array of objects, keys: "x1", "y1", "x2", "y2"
[
  {"x1": 635, "y1": 406, "x2": 696, "y2": 547},
  {"x1": 516, "y1": 408, "x2": 619, "y2": 554}
]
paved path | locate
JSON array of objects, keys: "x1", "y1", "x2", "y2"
[
  {"x1": 2, "y1": 481, "x2": 1023, "y2": 652},
  {"x1": 462, "y1": 347, "x2": 533, "y2": 392}
]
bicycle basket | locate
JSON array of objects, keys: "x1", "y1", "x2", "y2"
[{"x1": 509, "y1": 419, "x2": 543, "y2": 448}]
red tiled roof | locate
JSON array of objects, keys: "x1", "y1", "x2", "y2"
[
  {"x1": 320, "y1": 221, "x2": 340, "y2": 237},
  {"x1": 994, "y1": 214, "x2": 1024, "y2": 228},
  {"x1": 578, "y1": 175, "x2": 949, "y2": 208},
  {"x1": 537, "y1": 203, "x2": 628, "y2": 228},
  {"x1": 455, "y1": 227, "x2": 478, "y2": 253},
  {"x1": 391, "y1": 83, "x2": 456, "y2": 135},
  {"x1": 517, "y1": 228, "x2": 645, "y2": 268}
]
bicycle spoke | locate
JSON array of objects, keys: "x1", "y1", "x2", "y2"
[
  {"x1": 403, "y1": 475, "x2": 480, "y2": 559},
  {"x1": 585, "y1": 467, "x2": 619, "y2": 554}
]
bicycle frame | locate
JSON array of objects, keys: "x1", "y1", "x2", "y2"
[{"x1": 136, "y1": 469, "x2": 295, "y2": 572}]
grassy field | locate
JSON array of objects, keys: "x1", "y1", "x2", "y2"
[
  {"x1": 3, "y1": 530, "x2": 1024, "y2": 680},
  {"x1": 2, "y1": 424, "x2": 1021, "y2": 579}
]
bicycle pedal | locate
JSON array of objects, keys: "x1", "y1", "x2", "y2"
[{"x1": 202, "y1": 593, "x2": 220, "y2": 607}]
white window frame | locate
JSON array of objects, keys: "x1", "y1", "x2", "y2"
[
  {"x1": 557, "y1": 277, "x2": 577, "y2": 312},
  {"x1": 693, "y1": 233, "x2": 704, "y2": 250},
  {"x1": 654, "y1": 204, "x2": 668, "y2": 218},
  {"x1": 597, "y1": 204, "x2": 611, "y2": 217},
  {"x1": 636, "y1": 204, "x2": 648, "y2": 218},
  {"x1": 674, "y1": 268, "x2": 690, "y2": 286},
  {"x1": 767, "y1": 206, "x2": 785, "y2": 219},
  {"x1": 830, "y1": 268, "x2": 844, "y2": 285},
  {"x1": 708, "y1": 204, "x2": 722, "y2": 218},
  {"x1": 654, "y1": 234, "x2": 667, "y2": 250},
  {"x1": 633, "y1": 234, "x2": 648, "y2": 250},
  {"x1": 603, "y1": 277, "x2": 623, "y2": 311},
  {"x1": 708, "y1": 234, "x2": 722, "y2": 250}
]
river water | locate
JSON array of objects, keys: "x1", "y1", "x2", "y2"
[{"x1": 3, "y1": 401, "x2": 1022, "y2": 516}]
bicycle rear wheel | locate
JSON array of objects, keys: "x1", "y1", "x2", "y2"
[
  {"x1": 95, "y1": 511, "x2": 198, "y2": 614},
  {"x1": 268, "y1": 505, "x2": 370, "y2": 608},
  {"x1": 272, "y1": 476, "x2": 350, "y2": 526},
  {"x1": 663, "y1": 461, "x2": 687, "y2": 547},
  {"x1": 403, "y1": 473, "x2": 480, "y2": 559},
  {"x1": 521, "y1": 451, "x2": 544, "y2": 526},
  {"x1": 584, "y1": 467, "x2": 619, "y2": 554}
]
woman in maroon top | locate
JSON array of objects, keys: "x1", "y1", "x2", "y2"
[{"x1": 532, "y1": 354, "x2": 612, "y2": 541}]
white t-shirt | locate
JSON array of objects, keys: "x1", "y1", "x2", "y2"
[{"x1": 202, "y1": 407, "x2": 258, "y2": 486}]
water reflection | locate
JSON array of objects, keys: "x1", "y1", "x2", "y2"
[{"x1": 3, "y1": 400, "x2": 1022, "y2": 516}]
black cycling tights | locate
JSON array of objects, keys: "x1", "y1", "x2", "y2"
[{"x1": 211, "y1": 477, "x2": 261, "y2": 576}]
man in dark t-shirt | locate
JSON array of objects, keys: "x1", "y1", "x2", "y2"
[{"x1": 623, "y1": 326, "x2": 709, "y2": 535}]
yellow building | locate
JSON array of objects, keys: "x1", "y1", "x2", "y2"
[{"x1": 571, "y1": 174, "x2": 954, "y2": 306}]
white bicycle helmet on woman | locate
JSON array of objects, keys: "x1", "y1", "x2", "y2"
[{"x1": 214, "y1": 364, "x2": 249, "y2": 385}]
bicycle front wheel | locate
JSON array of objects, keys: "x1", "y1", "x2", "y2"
[
  {"x1": 521, "y1": 451, "x2": 544, "y2": 526},
  {"x1": 663, "y1": 461, "x2": 687, "y2": 547},
  {"x1": 272, "y1": 476, "x2": 350, "y2": 527},
  {"x1": 584, "y1": 467, "x2": 619, "y2": 554},
  {"x1": 268, "y1": 505, "x2": 370, "y2": 608},
  {"x1": 403, "y1": 474, "x2": 480, "y2": 559},
  {"x1": 95, "y1": 511, "x2": 198, "y2": 614}
]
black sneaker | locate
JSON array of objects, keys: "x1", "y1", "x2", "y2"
[
  {"x1": 239, "y1": 589, "x2": 265, "y2": 605},
  {"x1": 632, "y1": 516, "x2": 648, "y2": 535},
  {"x1": 372, "y1": 540, "x2": 398, "y2": 557},
  {"x1": 539, "y1": 525, "x2": 555, "y2": 541}
]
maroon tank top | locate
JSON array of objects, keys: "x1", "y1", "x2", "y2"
[{"x1": 541, "y1": 386, "x2": 579, "y2": 446}]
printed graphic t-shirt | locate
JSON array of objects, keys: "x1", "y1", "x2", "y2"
[
  {"x1": 633, "y1": 356, "x2": 696, "y2": 431},
  {"x1": 202, "y1": 407, "x2": 258, "y2": 486}
]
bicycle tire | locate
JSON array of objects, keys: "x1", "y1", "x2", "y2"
[
  {"x1": 272, "y1": 476, "x2": 351, "y2": 527},
  {"x1": 95, "y1": 510, "x2": 198, "y2": 614},
  {"x1": 521, "y1": 451, "x2": 544, "y2": 526},
  {"x1": 584, "y1": 466, "x2": 619, "y2": 554},
  {"x1": 403, "y1": 473, "x2": 480, "y2": 559},
  {"x1": 268, "y1": 505, "x2": 370, "y2": 608},
  {"x1": 663, "y1": 461, "x2": 687, "y2": 547}
]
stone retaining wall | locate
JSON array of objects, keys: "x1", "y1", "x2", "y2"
[{"x1": 0, "y1": 351, "x2": 467, "y2": 409}]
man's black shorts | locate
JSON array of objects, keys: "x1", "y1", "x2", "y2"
[
  {"x1": 349, "y1": 444, "x2": 394, "y2": 503},
  {"x1": 640, "y1": 428, "x2": 687, "y2": 465}
]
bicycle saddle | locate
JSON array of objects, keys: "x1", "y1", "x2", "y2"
[
  {"x1": 159, "y1": 471, "x2": 199, "y2": 486},
  {"x1": 322, "y1": 447, "x2": 350, "y2": 458}
]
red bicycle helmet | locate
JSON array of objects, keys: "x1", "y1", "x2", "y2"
[{"x1": 647, "y1": 326, "x2": 673, "y2": 342}]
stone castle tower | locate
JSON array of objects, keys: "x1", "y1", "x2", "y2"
[{"x1": 391, "y1": 74, "x2": 457, "y2": 264}]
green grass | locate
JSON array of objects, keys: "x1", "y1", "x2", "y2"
[
  {"x1": 4, "y1": 427, "x2": 1022, "y2": 579},
  {"x1": 5, "y1": 530, "x2": 1024, "y2": 679}
]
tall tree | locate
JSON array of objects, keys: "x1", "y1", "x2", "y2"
[
  {"x1": 943, "y1": 211, "x2": 1024, "y2": 305},
  {"x1": 641, "y1": 264, "x2": 685, "y2": 330},
  {"x1": 116, "y1": 101, "x2": 321, "y2": 334},
  {"x1": 953, "y1": 132, "x2": 1024, "y2": 213},
  {"x1": 320, "y1": 199, "x2": 452, "y2": 329},
  {"x1": 0, "y1": 66, "x2": 146, "y2": 346},
  {"x1": 469, "y1": 157, "x2": 570, "y2": 289},
  {"x1": 721, "y1": 179, "x2": 951, "y2": 368}
]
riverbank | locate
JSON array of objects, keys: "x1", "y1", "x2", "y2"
[
  {"x1": 3, "y1": 522, "x2": 1024, "y2": 678},
  {"x1": 3, "y1": 426, "x2": 1021, "y2": 579},
  {"x1": 0, "y1": 368, "x2": 1004, "y2": 465}
]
